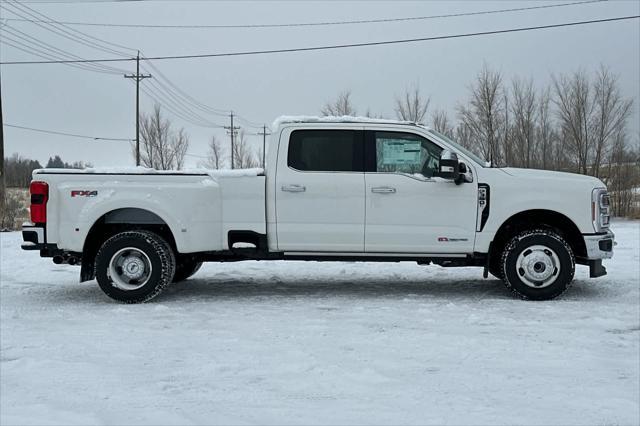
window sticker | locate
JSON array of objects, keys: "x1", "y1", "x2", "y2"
[{"x1": 380, "y1": 140, "x2": 422, "y2": 165}]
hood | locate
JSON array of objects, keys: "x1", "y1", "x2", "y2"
[{"x1": 499, "y1": 167, "x2": 606, "y2": 188}]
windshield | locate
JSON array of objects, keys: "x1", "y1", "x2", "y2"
[{"x1": 426, "y1": 129, "x2": 489, "y2": 167}]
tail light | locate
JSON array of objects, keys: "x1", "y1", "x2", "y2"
[{"x1": 30, "y1": 181, "x2": 49, "y2": 224}]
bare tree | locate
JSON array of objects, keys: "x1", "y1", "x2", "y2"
[
  {"x1": 511, "y1": 77, "x2": 537, "y2": 168},
  {"x1": 395, "y1": 84, "x2": 430, "y2": 123},
  {"x1": 454, "y1": 123, "x2": 474, "y2": 151},
  {"x1": 606, "y1": 131, "x2": 639, "y2": 216},
  {"x1": 552, "y1": 70, "x2": 593, "y2": 174},
  {"x1": 591, "y1": 66, "x2": 633, "y2": 177},
  {"x1": 256, "y1": 145, "x2": 265, "y2": 168},
  {"x1": 553, "y1": 67, "x2": 633, "y2": 176},
  {"x1": 0, "y1": 190, "x2": 27, "y2": 230},
  {"x1": 430, "y1": 109, "x2": 454, "y2": 137},
  {"x1": 457, "y1": 65, "x2": 505, "y2": 165},
  {"x1": 136, "y1": 104, "x2": 189, "y2": 170},
  {"x1": 536, "y1": 87, "x2": 554, "y2": 169},
  {"x1": 201, "y1": 135, "x2": 225, "y2": 169},
  {"x1": 3, "y1": 154, "x2": 42, "y2": 188},
  {"x1": 232, "y1": 130, "x2": 258, "y2": 169},
  {"x1": 503, "y1": 94, "x2": 513, "y2": 166},
  {"x1": 364, "y1": 108, "x2": 385, "y2": 119},
  {"x1": 321, "y1": 90, "x2": 356, "y2": 116}
]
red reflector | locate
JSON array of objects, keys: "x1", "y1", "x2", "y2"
[{"x1": 30, "y1": 181, "x2": 49, "y2": 224}]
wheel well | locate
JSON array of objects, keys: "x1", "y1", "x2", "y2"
[
  {"x1": 490, "y1": 210, "x2": 587, "y2": 262},
  {"x1": 80, "y1": 208, "x2": 177, "y2": 282}
]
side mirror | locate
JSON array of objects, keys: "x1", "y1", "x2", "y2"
[
  {"x1": 457, "y1": 162, "x2": 473, "y2": 184},
  {"x1": 437, "y1": 150, "x2": 460, "y2": 182}
]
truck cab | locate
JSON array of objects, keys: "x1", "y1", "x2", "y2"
[{"x1": 22, "y1": 116, "x2": 615, "y2": 303}]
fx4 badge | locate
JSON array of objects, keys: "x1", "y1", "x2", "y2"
[
  {"x1": 438, "y1": 237, "x2": 469, "y2": 242},
  {"x1": 71, "y1": 190, "x2": 98, "y2": 197}
]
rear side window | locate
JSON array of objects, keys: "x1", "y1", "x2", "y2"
[{"x1": 288, "y1": 130, "x2": 363, "y2": 172}]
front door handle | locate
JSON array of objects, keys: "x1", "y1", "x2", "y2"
[
  {"x1": 371, "y1": 186, "x2": 396, "y2": 194},
  {"x1": 282, "y1": 184, "x2": 306, "y2": 193}
]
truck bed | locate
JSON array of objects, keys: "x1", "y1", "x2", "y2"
[{"x1": 31, "y1": 168, "x2": 266, "y2": 253}]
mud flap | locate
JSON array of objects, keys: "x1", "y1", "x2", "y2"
[
  {"x1": 588, "y1": 259, "x2": 607, "y2": 278},
  {"x1": 80, "y1": 261, "x2": 95, "y2": 282}
]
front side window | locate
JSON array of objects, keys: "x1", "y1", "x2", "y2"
[
  {"x1": 288, "y1": 130, "x2": 363, "y2": 172},
  {"x1": 375, "y1": 132, "x2": 442, "y2": 177}
]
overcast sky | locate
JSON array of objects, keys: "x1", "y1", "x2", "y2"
[{"x1": 1, "y1": 0, "x2": 639, "y2": 168}]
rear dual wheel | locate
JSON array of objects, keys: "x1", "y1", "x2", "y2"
[{"x1": 95, "y1": 230, "x2": 175, "y2": 303}]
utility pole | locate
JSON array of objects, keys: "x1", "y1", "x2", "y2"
[
  {"x1": 257, "y1": 125, "x2": 271, "y2": 168},
  {"x1": 224, "y1": 111, "x2": 240, "y2": 169},
  {"x1": 124, "y1": 51, "x2": 152, "y2": 166},
  {"x1": 0, "y1": 67, "x2": 5, "y2": 224}
]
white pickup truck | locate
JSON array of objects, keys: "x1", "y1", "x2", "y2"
[{"x1": 21, "y1": 116, "x2": 614, "y2": 303}]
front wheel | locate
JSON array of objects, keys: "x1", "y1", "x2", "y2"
[
  {"x1": 501, "y1": 229, "x2": 575, "y2": 300},
  {"x1": 95, "y1": 230, "x2": 176, "y2": 303}
]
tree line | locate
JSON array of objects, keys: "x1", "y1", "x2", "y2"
[
  {"x1": 135, "y1": 104, "x2": 262, "y2": 171},
  {"x1": 320, "y1": 65, "x2": 638, "y2": 216},
  {"x1": 1, "y1": 155, "x2": 92, "y2": 228},
  {"x1": 89, "y1": 64, "x2": 640, "y2": 217},
  {"x1": 2, "y1": 64, "x2": 637, "y2": 218},
  {"x1": 2, "y1": 154, "x2": 90, "y2": 188}
]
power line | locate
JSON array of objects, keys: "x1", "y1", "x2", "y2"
[
  {"x1": 0, "y1": 34, "x2": 121, "y2": 75},
  {"x1": 1, "y1": 2, "x2": 237, "y2": 126},
  {"x1": 184, "y1": 152, "x2": 208, "y2": 159},
  {"x1": 12, "y1": 0, "x2": 463, "y2": 2},
  {"x1": 2, "y1": 0, "x2": 607, "y2": 29},
  {"x1": 0, "y1": 24, "x2": 129, "y2": 74},
  {"x1": 138, "y1": 60, "x2": 266, "y2": 129},
  {"x1": 142, "y1": 78, "x2": 227, "y2": 127},
  {"x1": 235, "y1": 115, "x2": 265, "y2": 129},
  {"x1": 141, "y1": 57, "x2": 231, "y2": 116},
  {"x1": 0, "y1": 1, "x2": 135, "y2": 56},
  {"x1": 2, "y1": 15, "x2": 638, "y2": 65},
  {"x1": 4, "y1": 123, "x2": 133, "y2": 141},
  {"x1": 9, "y1": 0, "x2": 605, "y2": 3},
  {"x1": 136, "y1": 82, "x2": 226, "y2": 128},
  {"x1": 21, "y1": 0, "x2": 392, "y2": 1}
]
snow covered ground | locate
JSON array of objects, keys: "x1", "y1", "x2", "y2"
[{"x1": 1, "y1": 221, "x2": 638, "y2": 426}]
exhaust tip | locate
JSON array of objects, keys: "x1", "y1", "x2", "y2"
[
  {"x1": 53, "y1": 255, "x2": 64, "y2": 264},
  {"x1": 68, "y1": 257, "x2": 78, "y2": 265}
]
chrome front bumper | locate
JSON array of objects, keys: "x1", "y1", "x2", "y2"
[{"x1": 583, "y1": 230, "x2": 615, "y2": 260}]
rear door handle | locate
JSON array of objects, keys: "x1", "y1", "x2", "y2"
[
  {"x1": 281, "y1": 184, "x2": 306, "y2": 193},
  {"x1": 371, "y1": 186, "x2": 396, "y2": 194}
]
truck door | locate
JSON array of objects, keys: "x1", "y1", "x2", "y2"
[
  {"x1": 364, "y1": 129, "x2": 477, "y2": 254},
  {"x1": 275, "y1": 128, "x2": 365, "y2": 252}
]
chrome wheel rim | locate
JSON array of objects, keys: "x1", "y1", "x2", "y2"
[
  {"x1": 108, "y1": 247, "x2": 153, "y2": 291},
  {"x1": 515, "y1": 244, "x2": 560, "y2": 289}
]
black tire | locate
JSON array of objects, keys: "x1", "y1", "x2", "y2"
[
  {"x1": 501, "y1": 229, "x2": 575, "y2": 300},
  {"x1": 95, "y1": 230, "x2": 176, "y2": 303},
  {"x1": 172, "y1": 257, "x2": 203, "y2": 282}
]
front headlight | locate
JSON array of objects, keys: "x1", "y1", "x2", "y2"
[{"x1": 592, "y1": 188, "x2": 611, "y2": 232}]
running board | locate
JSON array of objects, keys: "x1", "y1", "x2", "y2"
[{"x1": 283, "y1": 252, "x2": 467, "y2": 257}]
